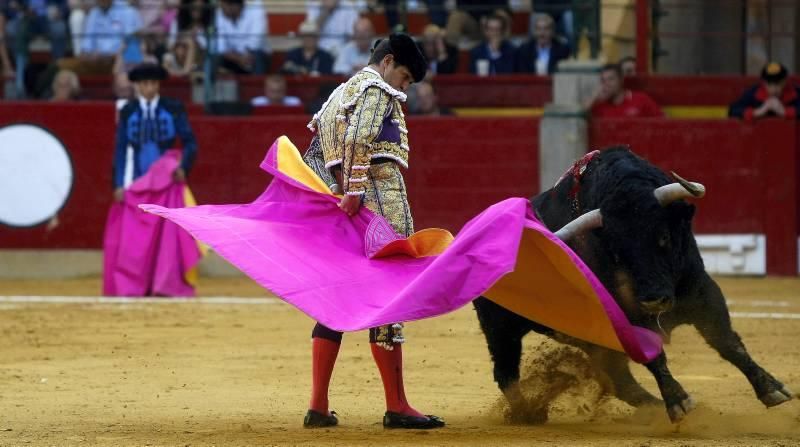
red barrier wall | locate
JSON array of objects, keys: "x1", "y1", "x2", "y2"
[
  {"x1": 590, "y1": 118, "x2": 800, "y2": 276},
  {"x1": 2, "y1": 102, "x2": 796, "y2": 274},
  {"x1": 0, "y1": 103, "x2": 539, "y2": 249},
  {"x1": 0, "y1": 102, "x2": 116, "y2": 248}
]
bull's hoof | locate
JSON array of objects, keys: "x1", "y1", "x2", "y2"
[
  {"x1": 667, "y1": 396, "x2": 695, "y2": 423},
  {"x1": 505, "y1": 405, "x2": 549, "y2": 425},
  {"x1": 506, "y1": 408, "x2": 548, "y2": 425},
  {"x1": 760, "y1": 386, "x2": 795, "y2": 407}
]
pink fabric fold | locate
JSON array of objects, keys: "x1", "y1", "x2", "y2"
[
  {"x1": 103, "y1": 150, "x2": 201, "y2": 297},
  {"x1": 141, "y1": 140, "x2": 663, "y2": 363}
]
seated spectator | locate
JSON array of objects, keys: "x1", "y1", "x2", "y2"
[
  {"x1": 281, "y1": 20, "x2": 333, "y2": 76},
  {"x1": 215, "y1": 0, "x2": 269, "y2": 74},
  {"x1": 410, "y1": 81, "x2": 451, "y2": 116},
  {"x1": 469, "y1": 14, "x2": 515, "y2": 75},
  {"x1": 586, "y1": 63, "x2": 662, "y2": 118},
  {"x1": 57, "y1": 0, "x2": 142, "y2": 75},
  {"x1": 306, "y1": 0, "x2": 359, "y2": 57},
  {"x1": 418, "y1": 24, "x2": 458, "y2": 77},
  {"x1": 81, "y1": 0, "x2": 142, "y2": 58},
  {"x1": 729, "y1": 62, "x2": 800, "y2": 121},
  {"x1": 531, "y1": 0, "x2": 574, "y2": 51},
  {"x1": 163, "y1": 38, "x2": 197, "y2": 77},
  {"x1": 445, "y1": 0, "x2": 509, "y2": 46},
  {"x1": 332, "y1": 16, "x2": 374, "y2": 76},
  {"x1": 50, "y1": 69, "x2": 80, "y2": 101},
  {"x1": 620, "y1": 55, "x2": 636, "y2": 77},
  {"x1": 515, "y1": 13, "x2": 570, "y2": 75},
  {"x1": 6, "y1": 0, "x2": 69, "y2": 59},
  {"x1": 168, "y1": 0, "x2": 211, "y2": 51},
  {"x1": 251, "y1": 74, "x2": 302, "y2": 107}
]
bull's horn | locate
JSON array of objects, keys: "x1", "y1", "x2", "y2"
[
  {"x1": 555, "y1": 209, "x2": 603, "y2": 241},
  {"x1": 671, "y1": 171, "x2": 706, "y2": 197},
  {"x1": 653, "y1": 172, "x2": 706, "y2": 206}
]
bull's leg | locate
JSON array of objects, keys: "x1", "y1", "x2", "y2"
[
  {"x1": 595, "y1": 348, "x2": 662, "y2": 407},
  {"x1": 645, "y1": 352, "x2": 695, "y2": 422},
  {"x1": 558, "y1": 336, "x2": 661, "y2": 407},
  {"x1": 692, "y1": 274, "x2": 795, "y2": 407},
  {"x1": 473, "y1": 298, "x2": 546, "y2": 423},
  {"x1": 473, "y1": 298, "x2": 526, "y2": 399}
]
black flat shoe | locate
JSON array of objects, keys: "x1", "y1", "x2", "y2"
[
  {"x1": 383, "y1": 411, "x2": 445, "y2": 429},
  {"x1": 304, "y1": 409, "x2": 338, "y2": 428}
]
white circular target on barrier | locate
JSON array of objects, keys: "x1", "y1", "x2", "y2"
[{"x1": 0, "y1": 124, "x2": 74, "y2": 228}]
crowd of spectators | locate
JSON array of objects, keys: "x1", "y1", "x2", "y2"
[
  {"x1": 3, "y1": 0, "x2": 798, "y2": 125},
  {"x1": 1, "y1": 0, "x2": 581, "y2": 99}
]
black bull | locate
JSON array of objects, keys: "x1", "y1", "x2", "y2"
[{"x1": 473, "y1": 147, "x2": 795, "y2": 423}]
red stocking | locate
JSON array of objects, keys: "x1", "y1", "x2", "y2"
[
  {"x1": 370, "y1": 343, "x2": 425, "y2": 417},
  {"x1": 309, "y1": 337, "x2": 340, "y2": 415}
]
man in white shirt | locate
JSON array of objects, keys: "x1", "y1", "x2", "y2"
[
  {"x1": 215, "y1": 0, "x2": 270, "y2": 74},
  {"x1": 81, "y1": 0, "x2": 143, "y2": 57},
  {"x1": 306, "y1": 0, "x2": 360, "y2": 57},
  {"x1": 513, "y1": 13, "x2": 570, "y2": 75},
  {"x1": 251, "y1": 74, "x2": 302, "y2": 107},
  {"x1": 332, "y1": 16, "x2": 374, "y2": 76},
  {"x1": 54, "y1": 0, "x2": 142, "y2": 75}
]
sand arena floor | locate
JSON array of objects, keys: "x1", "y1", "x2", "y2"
[{"x1": 0, "y1": 276, "x2": 798, "y2": 446}]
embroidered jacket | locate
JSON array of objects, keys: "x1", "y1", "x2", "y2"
[{"x1": 307, "y1": 67, "x2": 410, "y2": 196}]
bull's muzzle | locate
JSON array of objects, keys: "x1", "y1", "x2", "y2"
[{"x1": 639, "y1": 296, "x2": 675, "y2": 314}]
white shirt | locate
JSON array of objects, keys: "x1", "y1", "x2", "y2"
[
  {"x1": 251, "y1": 96, "x2": 302, "y2": 107},
  {"x1": 215, "y1": 3, "x2": 269, "y2": 54},
  {"x1": 535, "y1": 45, "x2": 550, "y2": 75},
  {"x1": 81, "y1": 3, "x2": 143, "y2": 55},
  {"x1": 138, "y1": 95, "x2": 160, "y2": 119},
  {"x1": 306, "y1": 0, "x2": 360, "y2": 56},
  {"x1": 333, "y1": 41, "x2": 371, "y2": 75}
]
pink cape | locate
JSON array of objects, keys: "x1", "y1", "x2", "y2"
[
  {"x1": 103, "y1": 150, "x2": 202, "y2": 297},
  {"x1": 142, "y1": 138, "x2": 662, "y2": 363}
]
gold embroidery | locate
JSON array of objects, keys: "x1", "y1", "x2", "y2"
[
  {"x1": 311, "y1": 70, "x2": 410, "y2": 195},
  {"x1": 362, "y1": 162, "x2": 414, "y2": 237}
]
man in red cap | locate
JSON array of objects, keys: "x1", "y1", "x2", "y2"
[{"x1": 729, "y1": 62, "x2": 800, "y2": 121}]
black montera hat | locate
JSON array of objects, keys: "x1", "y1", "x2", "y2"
[
  {"x1": 388, "y1": 33, "x2": 427, "y2": 83},
  {"x1": 128, "y1": 63, "x2": 168, "y2": 82},
  {"x1": 761, "y1": 62, "x2": 788, "y2": 84}
]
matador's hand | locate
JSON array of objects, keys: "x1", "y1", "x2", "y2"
[
  {"x1": 173, "y1": 167, "x2": 186, "y2": 183},
  {"x1": 339, "y1": 194, "x2": 362, "y2": 216}
]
